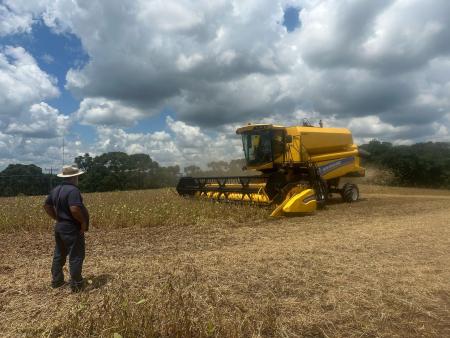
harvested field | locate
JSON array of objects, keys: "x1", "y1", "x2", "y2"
[{"x1": 1, "y1": 185, "x2": 449, "y2": 337}]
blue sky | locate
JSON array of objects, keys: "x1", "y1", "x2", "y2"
[
  {"x1": 283, "y1": 6, "x2": 301, "y2": 32},
  {"x1": 0, "y1": 4, "x2": 302, "y2": 167},
  {"x1": 0, "y1": 1, "x2": 448, "y2": 170},
  {"x1": 2, "y1": 21, "x2": 86, "y2": 113},
  {"x1": 1, "y1": 6, "x2": 301, "y2": 139},
  {"x1": 2, "y1": 7, "x2": 301, "y2": 133},
  {"x1": 1, "y1": 18, "x2": 172, "y2": 147},
  {"x1": 1, "y1": 20, "x2": 96, "y2": 145}
]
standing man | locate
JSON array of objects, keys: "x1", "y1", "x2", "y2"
[{"x1": 43, "y1": 165, "x2": 90, "y2": 292}]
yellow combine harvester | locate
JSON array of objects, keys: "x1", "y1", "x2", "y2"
[{"x1": 177, "y1": 122, "x2": 365, "y2": 216}]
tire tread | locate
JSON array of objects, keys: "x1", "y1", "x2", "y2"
[{"x1": 341, "y1": 183, "x2": 359, "y2": 203}]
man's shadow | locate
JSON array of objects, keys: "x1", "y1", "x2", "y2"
[{"x1": 85, "y1": 274, "x2": 112, "y2": 290}]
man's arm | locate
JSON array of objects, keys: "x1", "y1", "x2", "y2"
[
  {"x1": 43, "y1": 204, "x2": 58, "y2": 221},
  {"x1": 70, "y1": 206, "x2": 88, "y2": 233},
  {"x1": 43, "y1": 192, "x2": 57, "y2": 221},
  {"x1": 68, "y1": 188, "x2": 89, "y2": 233}
]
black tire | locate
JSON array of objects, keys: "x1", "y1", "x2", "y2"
[
  {"x1": 176, "y1": 177, "x2": 198, "y2": 196},
  {"x1": 265, "y1": 172, "x2": 287, "y2": 200},
  {"x1": 341, "y1": 183, "x2": 359, "y2": 203}
]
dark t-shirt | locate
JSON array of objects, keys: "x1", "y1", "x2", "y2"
[{"x1": 45, "y1": 182, "x2": 88, "y2": 233}]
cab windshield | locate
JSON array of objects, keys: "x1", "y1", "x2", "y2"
[{"x1": 242, "y1": 130, "x2": 274, "y2": 166}]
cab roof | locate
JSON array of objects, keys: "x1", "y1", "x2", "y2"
[{"x1": 236, "y1": 124, "x2": 285, "y2": 134}]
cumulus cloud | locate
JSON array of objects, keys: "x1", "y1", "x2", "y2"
[
  {"x1": 0, "y1": 46, "x2": 59, "y2": 117},
  {"x1": 0, "y1": 0, "x2": 449, "y2": 169},
  {"x1": 0, "y1": 46, "x2": 66, "y2": 139},
  {"x1": 92, "y1": 116, "x2": 242, "y2": 167},
  {"x1": 291, "y1": 0, "x2": 450, "y2": 131},
  {"x1": 39, "y1": 0, "x2": 450, "y2": 139},
  {"x1": 296, "y1": 0, "x2": 450, "y2": 73},
  {"x1": 0, "y1": 131, "x2": 84, "y2": 169},
  {"x1": 0, "y1": 100, "x2": 78, "y2": 168},
  {"x1": 0, "y1": 45, "x2": 70, "y2": 168},
  {"x1": 5, "y1": 102, "x2": 69, "y2": 138},
  {"x1": 76, "y1": 97, "x2": 146, "y2": 127},
  {"x1": 0, "y1": 3, "x2": 33, "y2": 36},
  {"x1": 94, "y1": 126, "x2": 180, "y2": 166},
  {"x1": 0, "y1": 0, "x2": 53, "y2": 36},
  {"x1": 44, "y1": 0, "x2": 289, "y2": 122}
]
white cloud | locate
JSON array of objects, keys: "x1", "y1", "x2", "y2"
[
  {"x1": 166, "y1": 116, "x2": 204, "y2": 148},
  {"x1": 42, "y1": 0, "x2": 290, "y2": 122},
  {"x1": 0, "y1": 3, "x2": 33, "y2": 36},
  {"x1": 0, "y1": 130, "x2": 84, "y2": 170},
  {"x1": 41, "y1": 53, "x2": 54, "y2": 64},
  {"x1": 176, "y1": 53, "x2": 205, "y2": 72},
  {"x1": 0, "y1": 45, "x2": 71, "y2": 168},
  {"x1": 0, "y1": 46, "x2": 59, "y2": 117},
  {"x1": 76, "y1": 97, "x2": 145, "y2": 127},
  {"x1": 94, "y1": 126, "x2": 179, "y2": 166},
  {"x1": 0, "y1": 0, "x2": 449, "y2": 170},
  {"x1": 5, "y1": 102, "x2": 69, "y2": 138},
  {"x1": 0, "y1": 0, "x2": 53, "y2": 36},
  {"x1": 92, "y1": 116, "x2": 242, "y2": 167},
  {"x1": 0, "y1": 46, "x2": 66, "y2": 140},
  {"x1": 39, "y1": 0, "x2": 447, "y2": 135}
]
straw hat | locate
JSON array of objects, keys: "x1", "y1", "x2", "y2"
[{"x1": 57, "y1": 165, "x2": 85, "y2": 178}]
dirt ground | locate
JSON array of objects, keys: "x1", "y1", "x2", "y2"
[{"x1": 1, "y1": 185, "x2": 449, "y2": 337}]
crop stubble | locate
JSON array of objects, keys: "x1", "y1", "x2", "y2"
[{"x1": 0, "y1": 185, "x2": 449, "y2": 337}]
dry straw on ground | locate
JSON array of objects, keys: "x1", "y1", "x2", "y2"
[{"x1": 1, "y1": 185, "x2": 449, "y2": 337}]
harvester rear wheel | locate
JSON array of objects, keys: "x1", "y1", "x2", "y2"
[{"x1": 341, "y1": 183, "x2": 359, "y2": 202}]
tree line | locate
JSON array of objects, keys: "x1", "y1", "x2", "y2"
[
  {"x1": 360, "y1": 140, "x2": 450, "y2": 189},
  {"x1": 0, "y1": 152, "x2": 246, "y2": 197},
  {"x1": 73, "y1": 152, "x2": 180, "y2": 192},
  {"x1": 0, "y1": 164, "x2": 59, "y2": 197},
  {"x1": 0, "y1": 141, "x2": 449, "y2": 196},
  {"x1": 0, "y1": 152, "x2": 180, "y2": 197}
]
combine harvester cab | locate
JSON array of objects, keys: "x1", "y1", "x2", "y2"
[{"x1": 177, "y1": 123, "x2": 365, "y2": 217}]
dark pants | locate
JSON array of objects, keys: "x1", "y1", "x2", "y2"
[{"x1": 51, "y1": 230, "x2": 85, "y2": 289}]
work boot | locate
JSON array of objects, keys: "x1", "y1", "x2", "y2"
[
  {"x1": 70, "y1": 279, "x2": 85, "y2": 293},
  {"x1": 51, "y1": 280, "x2": 65, "y2": 289}
]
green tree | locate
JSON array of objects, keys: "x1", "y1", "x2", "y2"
[
  {"x1": 0, "y1": 164, "x2": 57, "y2": 196},
  {"x1": 360, "y1": 140, "x2": 450, "y2": 188},
  {"x1": 75, "y1": 153, "x2": 94, "y2": 171},
  {"x1": 184, "y1": 165, "x2": 202, "y2": 176},
  {"x1": 77, "y1": 152, "x2": 180, "y2": 192}
]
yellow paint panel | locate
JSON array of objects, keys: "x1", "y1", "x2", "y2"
[
  {"x1": 270, "y1": 188, "x2": 317, "y2": 217},
  {"x1": 282, "y1": 189, "x2": 317, "y2": 214}
]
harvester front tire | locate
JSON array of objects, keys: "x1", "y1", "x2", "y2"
[
  {"x1": 265, "y1": 172, "x2": 287, "y2": 201},
  {"x1": 176, "y1": 177, "x2": 198, "y2": 196},
  {"x1": 341, "y1": 183, "x2": 359, "y2": 203}
]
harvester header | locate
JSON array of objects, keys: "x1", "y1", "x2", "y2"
[{"x1": 177, "y1": 122, "x2": 365, "y2": 216}]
